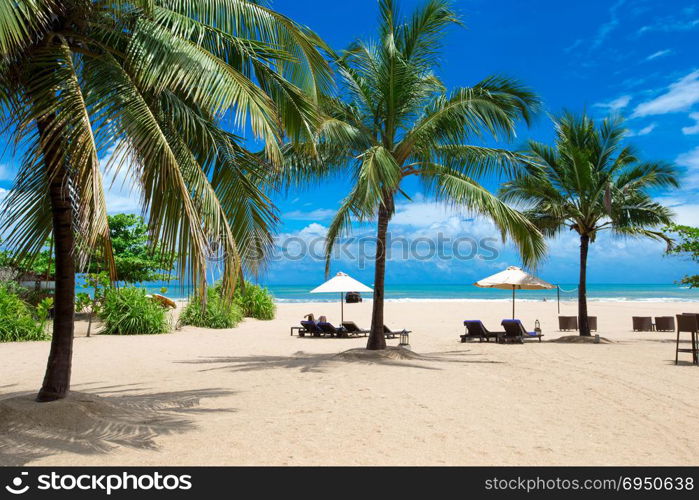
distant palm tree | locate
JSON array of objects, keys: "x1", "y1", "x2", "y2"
[
  {"x1": 0, "y1": 0, "x2": 331, "y2": 401},
  {"x1": 501, "y1": 113, "x2": 678, "y2": 336},
  {"x1": 286, "y1": 0, "x2": 545, "y2": 350}
]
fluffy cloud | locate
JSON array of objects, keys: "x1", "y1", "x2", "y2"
[
  {"x1": 676, "y1": 146, "x2": 699, "y2": 185},
  {"x1": 627, "y1": 122, "x2": 657, "y2": 136},
  {"x1": 632, "y1": 70, "x2": 699, "y2": 117},
  {"x1": 682, "y1": 112, "x2": 699, "y2": 135},
  {"x1": 285, "y1": 208, "x2": 337, "y2": 221},
  {"x1": 594, "y1": 95, "x2": 632, "y2": 112}
]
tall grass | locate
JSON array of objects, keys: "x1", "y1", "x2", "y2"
[
  {"x1": 234, "y1": 282, "x2": 276, "y2": 320},
  {"x1": 0, "y1": 283, "x2": 50, "y2": 342},
  {"x1": 179, "y1": 287, "x2": 243, "y2": 329},
  {"x1": 99, "y1": 287, "x2": 171, "y2": 335}
]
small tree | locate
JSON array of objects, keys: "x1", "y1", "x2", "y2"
[
  {"x1": 665, "y1": 224, "x2": 699, "y2": 287},
  {"x1": 89, "y1": 214, "x2": 174, "y2": 284}
]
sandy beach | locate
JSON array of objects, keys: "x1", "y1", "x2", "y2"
[{"x1": 1, "y1": 299, "x2": 698, "y2": 466}]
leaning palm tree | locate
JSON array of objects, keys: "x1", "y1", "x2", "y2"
[
  {"x1": 0, "y1": 0, "x2": 331, "y2": 401},
  {"x1": 501, "y1": 113, "x2": 678, "y2": 336},
  {"x1": 285, "y1": 0, "x2": 545, "y2": 350}
]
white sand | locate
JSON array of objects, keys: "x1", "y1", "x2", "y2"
[{"x1": 1, "y1": 299, "x2": 698, "y2": 466}]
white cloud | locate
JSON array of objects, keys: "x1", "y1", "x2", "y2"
[
  {"x1": 100, "y1": 148, "x2": 142, "y2": 214},
  {"x1": 591, "y1": 0, "x2": 628, "y2": 49},
  {"x1": 285, "y1": 208, "x2": 336, "y2": 220},
  {"x1": 645, "y1": 49, "x2": 672, "y2": 61},
  {"x1": 632, "y1": 70, "x2": 699, "y2": 117},
  {"x1": 627, "y1": 122, "x2": 657, "y2": 136},
  {"x1": 594, "y1": 95, "x2": 632, "y2": 112},
  {"x1": 654, "y1": 196, "x2": 699, "y2": 226},
  {"x1": 676, "y1": 146, "x2": 699, "y2": 189},
  {"x1": 682, "y1": 112, "x2": 699, "y2": 135}
]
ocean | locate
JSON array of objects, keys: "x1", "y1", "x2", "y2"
[{"x1": 128, "y1": 282, "x2": 699, "y2": 303}]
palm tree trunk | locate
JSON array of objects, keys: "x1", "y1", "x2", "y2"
[
  {"x1": 36, "y1": 116, "x2": 76, "y2": 402},
  {"x1": 367, "y1": 201, "x2": 391, "y2": 350},
  {"x1": 578, "y1": 233, "x2": 590, "y2": 337}
]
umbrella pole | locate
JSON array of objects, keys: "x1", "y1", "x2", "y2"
[
  {"x1": 340, "y1": 292, "x2": 343, "y2": 324},
  {"x1": 512, "y1": 287, "x2": 515, "y2": 319}
]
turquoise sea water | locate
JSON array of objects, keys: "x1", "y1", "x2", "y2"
[{"x1": 127, "y1": 282, "x2": 699, "y2": 302}]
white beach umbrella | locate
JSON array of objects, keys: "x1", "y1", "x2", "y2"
[
  {"x1": 310, "y1": 272, "x2": 373, "y2": 323},
  {"x1": 475, "y1": 266, "x2": 554, "y2": 318}
]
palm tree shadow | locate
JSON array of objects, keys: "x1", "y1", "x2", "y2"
[
  {"x1": 0, "y1": 388, "x2": 234, "y2": 466},
  {"x1": 177, "y1": 349, "x2": 502, "y2": 374}
]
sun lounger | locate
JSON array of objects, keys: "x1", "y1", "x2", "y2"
[
  {"x1": 500, "y1": 319, "x2": 543, "y2": 343},
  {"x1": 632, "y1": 316, "x2": 654, "y2": 332},
  {"x1": 341, "y1": 321, "x2": 369, "y2": 337},
  {"x1": 558, "y1": 316, "x2": 578, "y2": 331},
  {"x1": 655, "y1": 316, "x2": 675, "y2": 332},
  {"x1": 317, "y1": 321, "x2": 347, "y2": 338},
  {"x1": 461, "y1": 320, "x2": 501, "y2": 342},
  {"x1": 298, "y1": 320, "x2": 324, "y2": 337},
  {"x1": 675, "y1": 314, "x2": 698, "y2": 365},
  {"x1": 383, "y1": 325, "x2": 411, "y2": 339}
]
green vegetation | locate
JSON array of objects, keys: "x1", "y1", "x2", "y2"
[
  {"x1": 665, "y1": 224, "x2": 699, "y2": 287},
  {"x1": 233, "y1": 282, "x2": 276, "y2": 320},
  {"x1": 179, "y1": 288, "x2": 243, "y2": 329},
  {"x1": 501, "y1": 113, "x2": 678, "y2": 335},
  {"x1": 88, "y1": 214, "x2": 174, "y2": 283},
  {"x1": 0, "y1": 283, "x2": 52, "y2": 342},
  {"x1": 99, "y1": 287, "x2": 171, "y2": 336}
]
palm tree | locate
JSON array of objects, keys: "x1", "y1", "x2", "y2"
[
  {"x1": 500, "y1": 113, "x2": 678, "y2": 336},
  {"x1": 286, "y1": 0, "x2": 545, "y2": 350},
  {"x1": 0, "y1": 0, "x2": 331, "y2": 401}
]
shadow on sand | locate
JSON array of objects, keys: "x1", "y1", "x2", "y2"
[
  {"x1": 0, "y1": 387, "x2": 234, "y2": 466},
  {"x1": 176, "y1": 347, "x2": 502, "y2": 374}
]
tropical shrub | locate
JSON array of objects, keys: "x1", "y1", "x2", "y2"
[
  {"x1": 99, "y1": 287, "x2": 170, "y2": 335},
  {"x1": 0, "y1": 283, "x2": 51, "y2": 342},
  {"x1": 234, "y1": 282, "x2": 276, "y2": 320},
  {"x1": 179, "y1": 287, "x2": 243, "y2": 329}
]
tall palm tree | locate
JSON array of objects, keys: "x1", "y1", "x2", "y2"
[
  {"x1": 0, "y1": 0, "x2": 331, "y2": 401},
  {"x1": 286, "y1": 0, "x2": 545, "y2": 350},
  {"x1": 500, "y1": 113, "x2": 678, "y2": 336}
]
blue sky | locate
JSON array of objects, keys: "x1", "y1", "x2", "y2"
[
  {"x1": 1, "y1": 0, "x2": 698, "y2": 285},
  {"x1": 262, "y1": 0, "x2": 699, "y2": 285}
]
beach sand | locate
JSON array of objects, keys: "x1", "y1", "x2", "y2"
[{"x1": 1, "y1": 299, "x2": 698, "y2": 466}]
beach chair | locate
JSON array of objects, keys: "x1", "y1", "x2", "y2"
[
  {"x1": 317, "y1": 321, "x2": 347, "y2": 338},
  {"x1": 299, "y1": 320, "x2": 324, "y2": 337},
  {"x1": 632, "y1": 316, "x2": 654, "y2": 332},
  {"x1": 461, "y1": 320, "x2": 501, "y2": 342},
  {"x1": 341, "y1": 321, "x2": 369, "y2": 337},
  {"x1": 654, "y1": 316, "x2": 675, "y2": 332},
  {"x1": 588, "y1": 316, "x2": 598, "y2": 332},
  {"x1": 500, "y1": 319, "x2": 543, "y2": 343},
  {"x1": 558, "y1": 316, "x2": 578, "y2": 331},
  {"x1": 675, "y1": 314, "x2": 698, "y2": 365},
  {"x1": 383, "y1": 325, "x2": 411, "y2": 339}
]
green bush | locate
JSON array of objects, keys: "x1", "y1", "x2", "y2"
[
  {"x1": 234, "y1": 282, "x2": 276, "y2": 320},
  {"x1": 179, "y1": 287, "x2": 243, "y2": 329},
  {"x1": 99, "y1": 287, "x2": 171, "y2": 335},
  {"x1": 0, "y1": 283, "x2": 50, "y2": 342}
]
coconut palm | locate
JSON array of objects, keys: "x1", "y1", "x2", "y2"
[
  {"x1": 0, "y1": 0, "x2": 331, "y2": 401},
  {"x1": 285, "y1": 0, "x2": 545, "y2": 350},
  {"x1": 500, "y1": 113, "x2": 678, "y2": 336}
]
